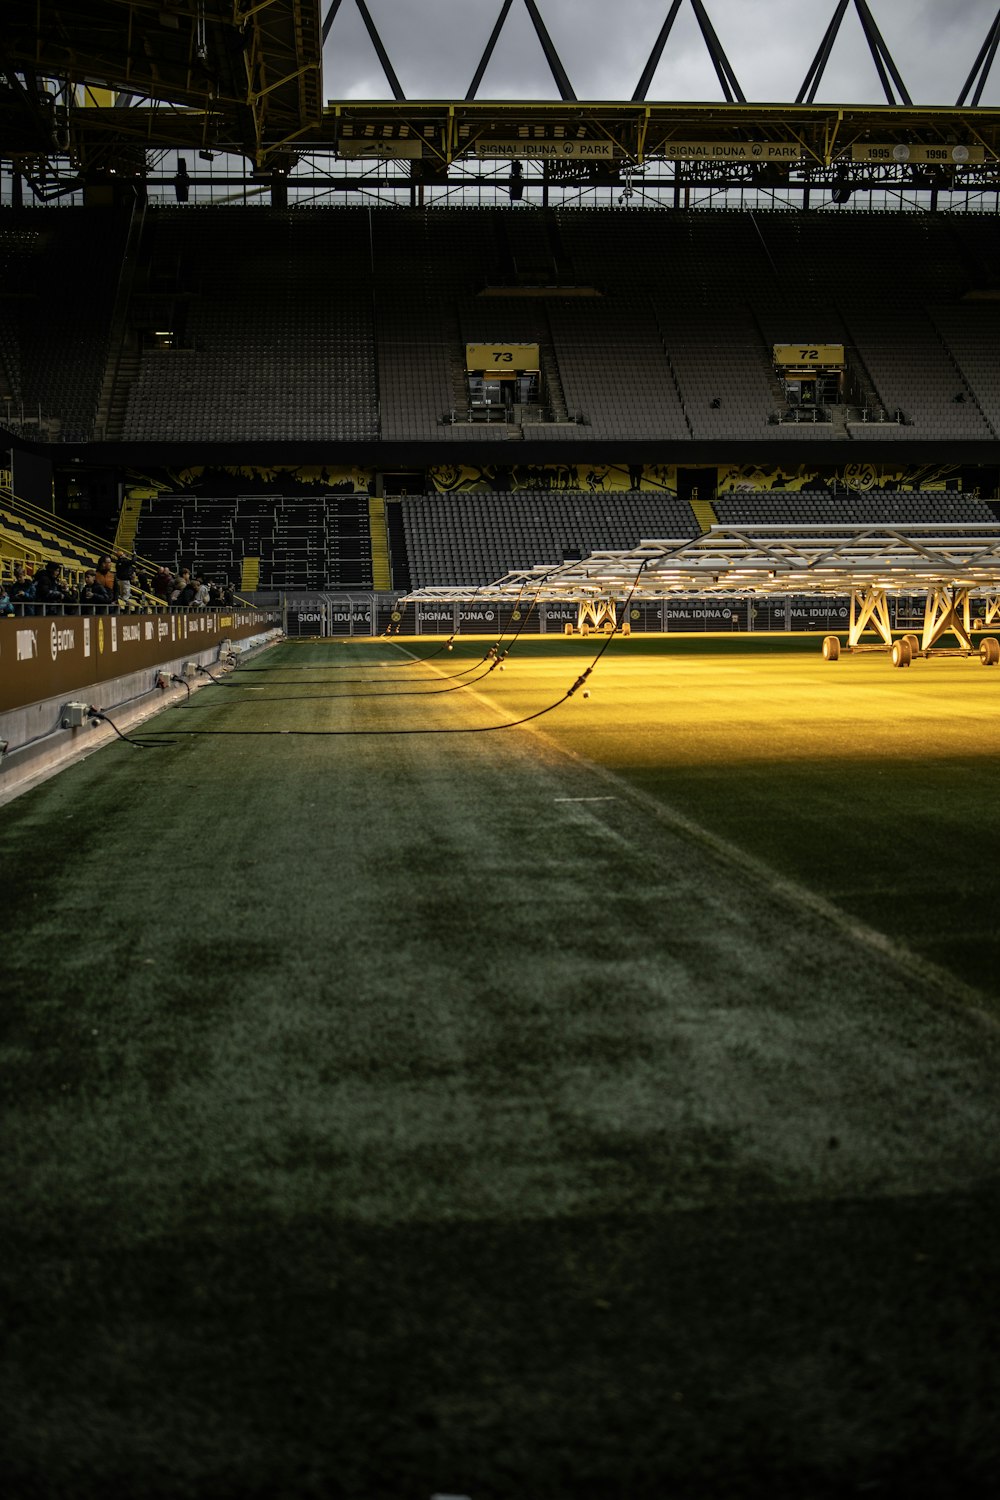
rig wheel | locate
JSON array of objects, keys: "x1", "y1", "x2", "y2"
[
  {"x1": 904, "y1": 633, "x2": 921, "y2": 658},
  {"x1": 979, "y1": 636, "x2": 1000, "y2": 666},
  {"x1": 821, "y1": 635, "x2": 841, "y2": 661},
  {"x1": 890, "y1": 639, "x2": 912, "y2": 669}
]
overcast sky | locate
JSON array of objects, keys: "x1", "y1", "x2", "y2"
[{"x1": 320, "y1": 0, "x2": 1000, "y2": 107}]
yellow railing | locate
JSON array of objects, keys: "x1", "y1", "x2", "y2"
[
  {"x1": 1, "y1": 512, "x2": 161, "y2": 611},
  {"x1": 368, "y1": 496, "x2": 392, "y2": 590},
  {"x1": 3, "y1": 485, "x2": 130, "y2": 562},
  {"x1": 114, "y1": 493, "x2": 143, "y2": 552}
]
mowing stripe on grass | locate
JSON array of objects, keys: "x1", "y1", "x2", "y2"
[{"x1": 440, "y1": 654, "x2": 999, "y2": 1029}]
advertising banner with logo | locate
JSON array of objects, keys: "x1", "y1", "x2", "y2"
[
  {"x1": 661, "y1": 600, "x2": 746, "y2": 632},
  {"x1": 379, "y1": 600, "x2": 407, "y2": 637},
  {"x1": 788, "y1": 597, "x2": 850, "y2": 629},
  {"x1": 501, "y1": 602, "x2": 542, "y2": 635},
  {"x1": 755, "y1": 600, "x2": 790, "y2": 631},
  {"x1": 326, "y1": 599, "x2": 373, "y2": 636},
  {"x1": 418, "y1": 604, "x2": 458, "y2": 634},
  {"x1": 538, "y1": 602, "x2": 578, "y2": 633},
  {"x1": 285, "y1": 600, "x2": 326, "y2": 636},
  {"x1": 479, "y1": 603, "x2": 524, "y2": 639},
  {"x1": 628, "y1": 601, "x2": 665, "y2": 633},
  {"x1": 0, "y1": 611, "x2": 279, "y2": 714},
  {"x1": 451, "y1": 603, "x2": 492, "y2": 633}
]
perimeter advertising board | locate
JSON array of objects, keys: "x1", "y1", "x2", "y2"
[
  {"x1": 327, "y1": 600, "x2": 372, "y2": 636},
  {"x1": 789, "y1": 598, "x2": 850, "y2": 628},
  {"x1": 627, "y1": 601, "x2": 664, "y2": 632},
  {"x1": 754, "y1": 597, "x2": 850, "y2": 630},
  {"x1": 539, "y1": 602, "x2": 578, "y2": 632},
  {"x1": 0, "y1": 610, "x2": 278, "y2": 714},
  {"x1": 419, "y1": 604, "x2": 459, "y2": 634},
  {"x1": 661, "y1": 600, "x2": 746, "y2": 631},
  {"x1": 285, "y1": 606, "x2": 325, "y2": 636}
]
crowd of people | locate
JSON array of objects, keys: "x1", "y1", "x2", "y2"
[{"x1": 0, "y1": 551, "x2": 236, "y2": 617}]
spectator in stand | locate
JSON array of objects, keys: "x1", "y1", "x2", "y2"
[
  {"x1": 208, "y1": 580, "x2": 223, "y2": 608},
  {"x1": 77, "y1": 568, "x2": 112, "y2": 614},
  {"x1": 95, "y1": 556, "x2": 117, "y2": 611},
  {"x1": 32, "y1": 561, "x2": 70, "y2": 609},
  {"x1": 152, "y1": 566, "x2": 174, "y2": 607},
  {"x1": 0, "y1": 582, "x2": 14, "y2": 617},
  {"x1": 7, "y1": 562, "x2": 35, "y2": 614},
  {"x1": 115, "y1": 551, "x2": 137, "y2": 611},
  {"x1": 171, "y1": 570, "x2": 197, "y2": 609},
  {"x1": 192, "y1": 576, "x2": 210, "y2": 609},
  {"x1": 222, "y1": 582, "x2": 235, "y2": 606}
]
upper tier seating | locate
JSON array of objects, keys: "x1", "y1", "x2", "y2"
[
  {"x1": 122, "y1": 208, "x2": 378, "y2": 443},
  {"x1": 3, "y1": 204, "x2": 1000, "y2": 446},
  {"x1": 0, "y1": 209, "x2": 128, "y2": 440},
  {"x1": 713, "y1": 488, "x2": 995, "y2": 525}
]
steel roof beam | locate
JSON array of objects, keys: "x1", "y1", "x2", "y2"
[
  {"x1": 634, "y1": 1, "x2": 744, "y2": 104},
  {"x1": 322, "y1": 0, "x2": 345, "y2": 45},
  {"x1": 633, "y1": 0, "x2": 685, "y2": 103},
  {"x1": 854, "y1": 0, "x2": 911, "y2": 106},
  {"x1": 689, "y1": 0, "x2": 745, "y2": 104},
  {"x1": 467, "y1": 0, "x2": 516, "y2": 101},
  {"x1": 522, "y1": 1, "x2": 576, "y2": 102},
  {"x1": 797, "y1": 0, "x2": 850, "y2": 105},
  {"x1": 956, "y1": 6, "x2": 1000, "y2": 107},
  {"x1": 795, "y1": 0, "x2": 910, "y2": 108},
  {"x1": 322, "y1": 0, "x2": 404, "y2": 99}
]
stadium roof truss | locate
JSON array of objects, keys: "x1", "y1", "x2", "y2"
[
  {"x1": 4, "y1": 1, "x2": 1000, "y2": 201},
  {"x1": 1, "y1": 0, "x2": 323, "y2": 185},
  {"x1": 402, "y1": 525, "x2": 1000, "y2": 657}
]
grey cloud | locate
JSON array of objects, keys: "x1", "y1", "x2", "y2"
[{"x1": 322, "y1": 0, "x2": 1000, "y2": 106}]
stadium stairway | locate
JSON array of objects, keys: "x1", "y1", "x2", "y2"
[
  {"x1": 241, "y1": 556, "x2": 261, "y2": 592},
  {"x1": 689, "y1": 497, "x2": 718, "y2": 533},
  {"x1": 115, "y1": 493, "x2": 142, "y2": 553},
  {"x1": 368, "y1": 497, "x2": 392, "y2": 589}
]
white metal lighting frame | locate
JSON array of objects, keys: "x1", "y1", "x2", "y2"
[{"x1": 399, "y1": 523, "x2": 1000, "y2": 666}]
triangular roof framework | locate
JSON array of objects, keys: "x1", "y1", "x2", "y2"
[
  {"x1": 797, "y1": 0, "x2": 910, "y2": 106},
  {"x1": 322, "y1": 0, "x2": 405, "y2": 101},
  {"x1": 633, "y1": 0, "x2": 744, "y2": 104},
  {"x1": 957, "y1": 6, "x2": 1000, "y2": 108},
  {"x1": 322, "y1": 0, "x2": 577, "y2": 103}
]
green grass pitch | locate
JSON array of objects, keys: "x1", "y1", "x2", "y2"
[{"x1": 2, "y1": 632, "x2": 999, "y2": 1498}]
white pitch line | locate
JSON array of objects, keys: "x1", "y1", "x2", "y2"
[
  {"x1": 553, "y1": 796, "x2": 617, "y2": 802},
  {"x1": 426, "y1": 652, "x2": 999, "y2": 1029}
]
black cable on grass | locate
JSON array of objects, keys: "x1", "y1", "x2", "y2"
[
  {"x1": 246, "y1": 577, "x2": 545, "y2": 678},
  {"x1": 207, "y1": 652, "x2": 495, "y2": 688},
  {"x1": 213, "y1": 577, "x2": 551, "y2": 698},
  {"x1": 171, "y1": 674, "x2": 192, "y2": 698},
  {"x1": 88, "y1": 707, "x2": 151, "y2": 748},
  {"x1": 106, "y1": 563, "x2": 648, "y2": 748},
  {"x1": 202, "y1": 646, "x2": 518, "y2": 705}
]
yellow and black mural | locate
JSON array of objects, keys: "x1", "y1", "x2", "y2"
[
  {"x1": 428, "y1": 460, "x2": 969, "y2": 494},
  {"x1": 122, "y1": 459, "x2": 974, "y2": 502},
  {"x1": 125, "y1": 464, "x2": 373, "y2": 501}
]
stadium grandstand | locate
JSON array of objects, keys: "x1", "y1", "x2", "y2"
[{"x1": 3, "y1": 4, "x2": 1000, "y2": 1499}]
